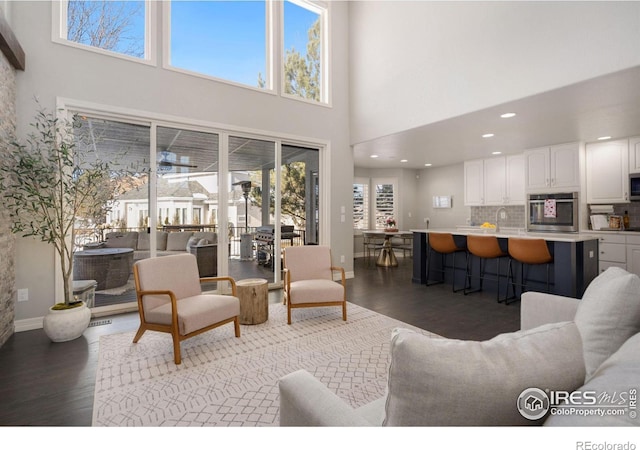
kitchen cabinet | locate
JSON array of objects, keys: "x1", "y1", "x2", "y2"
[
  {"x1": 464, "y1": 155, "x2": 525, "y2": 206},
  {"x1": 524, "y1": 143, "x2": 580, "y2": 192},
  {"x1": 464, "y1": 159, "x2": 484, "y2": 206},
  {"x1": 586, "y1": 139, "x2": 629, "y2": 204},
  {"x1": 629, "y1": 136, "x2": 640, "y2": 174},
  {"x1": 626, "y1": 235, "x2": 640, "y2": 278},
  {"x1": 597, "y1": 234, "x2": 627, "y2": 273},
  {"x1": 505, "y1": 154, "x2": 525, "y2": 204}
]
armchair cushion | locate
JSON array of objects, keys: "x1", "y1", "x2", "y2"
[
  {"x1": 383, "y1": 322, "x2": 585, "y2": 426},
  {"x1": 145, "y1": 294, "x2": 240, "y2": 335},
  {"x1": 289, "y1": 279, "x2": 344, "y2": 304},
  {"x1": 574, "y1": 266, "x2": 640, "y2": 381},
  {"x1": 284, "y1": 245, "x2": 333, "y2": 281}
]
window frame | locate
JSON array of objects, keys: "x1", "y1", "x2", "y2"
[{"x1": 52, "y1": 0, "x2": 156, "y2": 66}]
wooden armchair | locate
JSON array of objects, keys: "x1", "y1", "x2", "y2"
[
  {"x1": 132, "y1": 253, "x2": 240, "y2": 364},
  {"x1": 282, "y1": 245, "x2": 347, "y2": 325}
]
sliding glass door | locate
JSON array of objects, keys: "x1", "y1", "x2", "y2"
[{"x1": 70, "y1": 109, "x2": 322, "y2": 309}]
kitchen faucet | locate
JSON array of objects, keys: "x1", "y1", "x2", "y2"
[{"x1": 495, "y1": 207, "x2": 507, "y2": 232}]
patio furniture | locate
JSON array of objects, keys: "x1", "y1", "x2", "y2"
[{"x1": 73, "y1": 248, "x2": 134, "y2": 290}]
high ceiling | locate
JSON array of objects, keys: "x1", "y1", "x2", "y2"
[{"x1": 353, "y1": 66, "x2": 640, "y2": 169}]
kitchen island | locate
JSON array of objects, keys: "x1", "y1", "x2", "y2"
[{"x1": 411, "y1": 228, "x2": 600, "y2": 299}]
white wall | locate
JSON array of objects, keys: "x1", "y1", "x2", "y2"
[
  {"x1": 349, "y1": 1, "x2": 640, "y2": 145},
  {"x1": 417, "y1": 163, "x2": 469, "y2": 229},
  {"x1": 10, "y1": 1, "x2": 352, "y2": 322}
]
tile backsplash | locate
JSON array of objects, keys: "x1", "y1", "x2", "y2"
[
  {"x1": 469, "y1": 205, "x2": 526, "y2": 228},
  {"x1": 609, "y1": 203, "x2": 640, "y2": 229}
]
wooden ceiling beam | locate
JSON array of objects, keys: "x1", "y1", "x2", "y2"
[{"x1": 0, "y1": 13, "x2": 25, "y2": 70}]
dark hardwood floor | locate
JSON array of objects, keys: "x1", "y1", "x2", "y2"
[{"x1": 0, "y1": 256, "x2": 520, "y2": 426}]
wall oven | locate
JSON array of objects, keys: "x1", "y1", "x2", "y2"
[
  {"x1": 631, "y1": 173, "x2": 640, "y2": 200},
  {"x1": 527, "y1": 192, "x2": 579, "y2": 233}
]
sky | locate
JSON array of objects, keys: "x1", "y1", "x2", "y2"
[{"x1": 170, "y1": 1, "x2": 319, "y2": 86}]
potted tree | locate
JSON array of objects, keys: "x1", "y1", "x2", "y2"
[{"x1": 0, "y1": 107, "x2": 125, "y2": 342}]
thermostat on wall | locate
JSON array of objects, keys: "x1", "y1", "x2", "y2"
[{"x1": 433, "y1": 195, "x2": 452, "y2": 209}]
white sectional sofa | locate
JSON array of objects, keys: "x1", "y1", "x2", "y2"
[{"x1": 279, "y1": 267, "x2": 640, "y2": 426}]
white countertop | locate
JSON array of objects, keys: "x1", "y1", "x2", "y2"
[{"x1": 409, "y1": 227, "x2": 601, "y2": 243}]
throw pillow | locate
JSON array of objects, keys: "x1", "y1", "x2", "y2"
[
  {"x1": 383, "y1": 323, "x2": 586, "y2": 426},
  {"x1": 544, "y1": 331, "x2": 640, "y2": 426},
  {"x1": 197, "y1": 239, "x2": 209, "y2": 246},
  {"x1": 186, "y1": 236, "x2": 200, "y2": 251},
  {"x1": 574, "y1": 267, "x2": 640, "y2": 381}
]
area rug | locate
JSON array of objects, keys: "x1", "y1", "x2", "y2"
[{"x1": 92, "y1": 303, "x2": 433, "y2": 426}]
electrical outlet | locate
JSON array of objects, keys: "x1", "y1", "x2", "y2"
[
  {"x1": 340, "y1": 255, "x2": 345, "y2": 263},
  {"x1": 500, "y1": 211, "x2": 507, "y2": 219},
  {"x1": 17, "y1": 288, "x2": 28, "y2": 302}
]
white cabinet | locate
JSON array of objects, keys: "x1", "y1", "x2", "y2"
[
  {"x1": 597, "y1": 234, "x2": 627, "y2": 273},
  {"x1": 505, "y1": 154, "x2": 525, "y2": 204},
  {"x1": 464, "y1": 159, "x2": 484, "y2": 206},
  {"x1": 586, "y1": 139, "x2": 629, "y2": 204},
  {"x1": 464, "y1": 155, "x2": 525, "y2": 206},
  {"x1": 629, "y1": 136, "x2": 640, "y2": 174},
  {"x1": 483, "y1": 157, "x2": 505, "y2": 205},
  {"x1": 524, "y1": 143, "x2": 580, "y2": 192},
  {"x1": 626, "y1": 235, "x2": 640, "y2": 278}
]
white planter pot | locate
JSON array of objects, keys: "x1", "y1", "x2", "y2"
[{"x1": 43, "y1": 302, "x2": 92, "y2": 342}]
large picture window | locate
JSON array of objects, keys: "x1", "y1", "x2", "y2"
[{"x1": 168, "y1": 1, "x2": 268, "y2": 88}]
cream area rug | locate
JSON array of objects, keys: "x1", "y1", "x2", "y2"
[{"x1": 92, "y1": 302, "x2": 433, "y2": 426}]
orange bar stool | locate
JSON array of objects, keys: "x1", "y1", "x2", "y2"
[
  {"x1": 426, "y1": 232, "x2": 467, "y2": 292},
  {"x1": 506, "y1": 238, "x2": 553, "y2": 304},
  {"x1": 463, "y1": 235, "x2": 509, "y2": 302}
]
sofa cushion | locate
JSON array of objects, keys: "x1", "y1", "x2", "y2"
[
  {"x1": 136, "y1": 231, "x2": 168, "y2": 251},
  {"x1": 193, "y1": 231, "x2": 217, "y2": 244},
  {"x1": 544, "y1": 331, "x2": 640, "y2": 426},
  {"x1": 104, "y1": 231, "x2": 138, "y2": 249},
  {"x1": 575, "y1": 267, "x2": 640, "y2": 381},
  {"x1": 383, "y1": 322, "x2": 585, "y2": 426},
  {"x1": 166, "y1": 232, "x2": 193, "y2": 251}
]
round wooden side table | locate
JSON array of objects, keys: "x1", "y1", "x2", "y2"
[{"x1": 236, "y1": 278, "x2": 269, "y2": 325}]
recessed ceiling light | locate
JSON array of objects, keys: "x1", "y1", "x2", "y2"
[
  {"x1": 370, "y1": 154, "x2": 379, "y2": 158},
  {"x1": 500, "y1": 113, "x2": 516, "y2": 118},
  {"x1": 597, "y1": 136, "x2": 611, "y2": 141},
  {"x1": 400, "y1": 159, "x2": 408, "y2": 163},
  {"x1": 492, "y1": 151, "x2": 502, "y2": 155},
  {"x1": 424, "y1": 163, "x2": 432, "y2": 167},
  {"x1": 482, "y1": 133, "x2": 494, "y2": 138}
]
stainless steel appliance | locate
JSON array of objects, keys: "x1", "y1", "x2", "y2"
[
  {"x1": 527, "y1": 192, "x2": 579, "y2": 233},
  {"x1": 630, "y1": 173, "x2": 640, "y2": 200}
]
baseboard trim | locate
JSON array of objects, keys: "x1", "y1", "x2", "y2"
[{"x1": 15, "y1": 316, "x2": 44, "y2": 332}]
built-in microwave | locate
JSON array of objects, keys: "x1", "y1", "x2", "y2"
[
  {"x1": 630, "y1": 174, "x2": 640, "y2": 201},
  {"x1": 527, "y1": 192, "x2": 579, "y2": 233}
]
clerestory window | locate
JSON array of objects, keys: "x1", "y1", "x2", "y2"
[{"x1": 56, "y1": 0, "x2": 150, "y2": 62}]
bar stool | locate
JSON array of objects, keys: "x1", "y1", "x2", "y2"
[
  {"x1": 505, "y1": 238, "x2": 553, "y2": 304},
  {"x1": 463, "y1": 235, "x2": 509, "y2": 302},
  {"x1": 426, "y1": 232, "x2": 467, "y2": 292}
]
